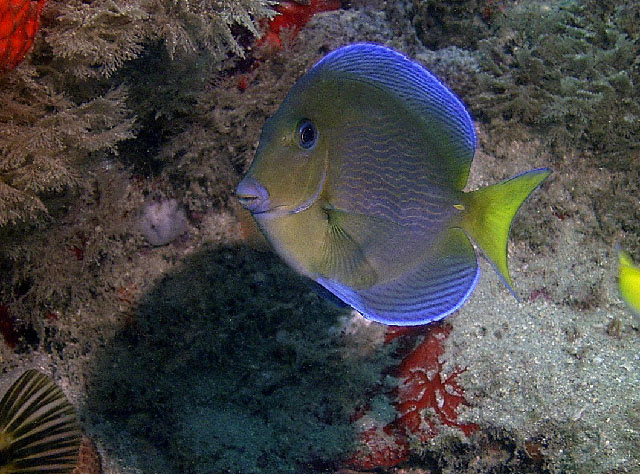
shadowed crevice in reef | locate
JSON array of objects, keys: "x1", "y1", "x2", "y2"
[{"x1": 85, "y1": 245, "x2": 391, "y2": 474}]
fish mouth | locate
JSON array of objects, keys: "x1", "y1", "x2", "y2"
[
  {"x1": 236, "y1": 177, "x2": 272, "y2": 214},
  {"x1": 237, "y1": 152, "x2": 328, "y2": 216}
]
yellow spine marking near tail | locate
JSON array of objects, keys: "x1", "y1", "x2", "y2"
[{"x1": 459, "y1": 168, "x2": 551, "y2": 291}]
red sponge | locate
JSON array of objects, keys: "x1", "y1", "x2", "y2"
[
  {"x1": 0, "y1": 0, "x2": 47, "y2": 72},
  {"x1": 259, "y1": 0, "x2": 341, "y2": 49}
]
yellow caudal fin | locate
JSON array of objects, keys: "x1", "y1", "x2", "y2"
[{"x1": 460, "y1": 168, "x2": 551, "y2": 291}]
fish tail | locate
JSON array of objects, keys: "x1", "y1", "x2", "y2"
[
  {"x1": 618, "y1": 248, "x2": 640, "y2": 316},
  {"x1": 0, "y1": 369, "x2": 82, "y2": 474},
  {"x1": 459, "y1": 168, "x2": 551, "y2": 292}
]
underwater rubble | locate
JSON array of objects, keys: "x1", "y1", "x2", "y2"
[{"x1": 0, "y1": 1, "x2": 638, "y2": 473}]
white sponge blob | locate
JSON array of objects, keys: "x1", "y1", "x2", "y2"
[{"x1": 139, "y1": 198, "x2": 188, "y2": 246}]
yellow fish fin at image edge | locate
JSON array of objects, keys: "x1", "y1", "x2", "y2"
[{"x1": 618, "y1": 248, "x2": 640, "y2": 316}]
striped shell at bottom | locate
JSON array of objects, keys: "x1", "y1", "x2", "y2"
[{"x1": 0, "y1": 369, "x2": 82, "y2": 474}]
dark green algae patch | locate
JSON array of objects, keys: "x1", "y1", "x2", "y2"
[
  {"x1": 414, "y1": 0, "x2": 640, "y2": 167},
  {"x1": 86, "y1": 244, "x2": 394, "y2": 474}
]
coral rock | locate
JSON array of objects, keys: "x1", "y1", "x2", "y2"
[
  {"x1": 72, "y1": 436, "x2": 102, "y2": 474},
  {"x1": 346, "y1": 422, "x2": 410, "y2": 469},
  {"x1": 0, "y1": 304, "x2": 18, "y2": 348}
]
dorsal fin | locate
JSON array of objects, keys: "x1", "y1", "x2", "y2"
[{"x1": 308, "y1": 43, "x2": 476, "y2": 190}]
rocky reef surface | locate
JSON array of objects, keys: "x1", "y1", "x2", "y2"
[{"x1": 1, "y1": 1, "x2": 638, "y2": 473}]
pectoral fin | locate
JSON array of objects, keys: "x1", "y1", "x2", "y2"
[
  {"x1": 317, "y1": 208, "x2": 378, "y2": 289},
  {"x1": 316, "y1": 204, "x2": 431, "y2": 289}
]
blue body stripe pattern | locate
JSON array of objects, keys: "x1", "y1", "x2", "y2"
[{"x1": 333, "y1": 113, "x2": 458, "y2": 233}]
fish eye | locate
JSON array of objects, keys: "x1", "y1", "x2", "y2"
[{"x1": 297, "y1": 119, "x2": 317, "y2": 149}]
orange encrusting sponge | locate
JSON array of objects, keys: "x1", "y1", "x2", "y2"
[{"x1": 0, "y1": 0, "x2": 47, "y2": 72}]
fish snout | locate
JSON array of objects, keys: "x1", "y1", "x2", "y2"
[{"x1": 236, "y1": 177, "x2": 270, "y2": 213}]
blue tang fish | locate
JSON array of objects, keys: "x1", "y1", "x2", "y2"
[{"x1": 237, "y1": 43, "x2": 551, "y2": 325}]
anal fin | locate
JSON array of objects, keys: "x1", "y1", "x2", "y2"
[{"x1": 317, "y1": 227, "x2": 479, "y2": 325}]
